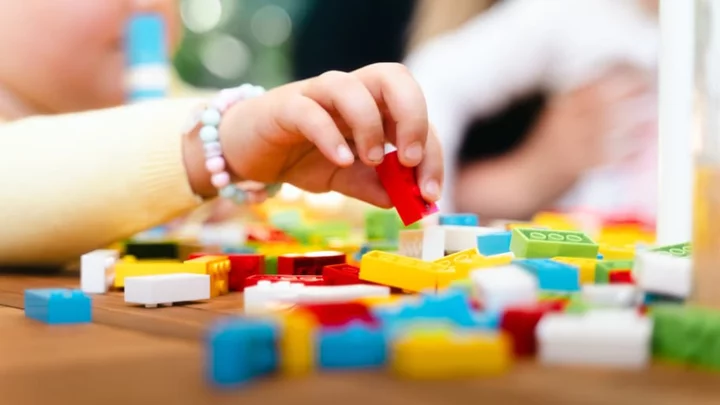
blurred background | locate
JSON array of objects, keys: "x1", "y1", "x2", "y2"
[{"x1": 169, "y1": 0, "x2": 660, "y2": 232}]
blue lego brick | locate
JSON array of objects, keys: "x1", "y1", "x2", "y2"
[
  {"x1": 477, "y1": 232, "x2": 512, "y2": 256},
  {"x1": 206, "y1": 317, "x2": 279, "y2": 388},
  {"x1": 597, "y1": 253, "x2": 604, "y2": 260},
  {"x1": 318, "y1": 322, "x2": 387, "y2": 369},
  {"x1": 24, "y1": 289, "x2": 92, "y2": 324},
  {"x1": 439, "y1": 213, "x2": 479, "y2": 227},
  {"x1": 373, "y1": 290, "x2": 481, "y2": 329},
  {"x1": 514, "y1": 259, "x2": 581, "y2": 292}
]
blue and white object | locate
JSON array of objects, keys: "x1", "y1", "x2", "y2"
[
  {"x1": 514, "y1": 259, "x2": 581, "y2": 292},
  {"x1": 125, "y1": 13, "x2": 170, "y2": 102}
]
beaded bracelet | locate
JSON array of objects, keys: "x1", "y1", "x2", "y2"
[{"x1": 195, "y1": 84, "x2": 282, "y2": 205}]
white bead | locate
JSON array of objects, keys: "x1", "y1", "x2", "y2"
[
  {"x1": 203, "y1": 141, "x2": 222, "y2": 158},
  {"x1": 199, "y1": 125, "x2": 219, "y2": 143},
  {"x1": 201, "y1": 108, "x2": 221, "y2": 126}
]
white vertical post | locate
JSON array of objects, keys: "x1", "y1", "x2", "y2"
[{"x1": 657, "y1": 0, "x2": 695, "y2": 244}]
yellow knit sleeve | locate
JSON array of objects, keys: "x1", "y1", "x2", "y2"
[{"x1": 0, "y1": 98, "x2": 207, "y2": 266}]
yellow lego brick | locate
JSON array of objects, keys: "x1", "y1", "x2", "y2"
[
  {"x1": 433, "y1": 248, "x2": 481, "y2": 269},
  {"x1": 356, "y1": 294, "x2": 407, "y2": 308},
  {"x1": 114, "y1": 260, "x2": 191, "y2": 288},
  {"x1": 598, "y1": 244, "x2": 635, "y2": 260},
  {"x1": 278, "y1": 311, "x2": 316, "y2": 377},
  {"x1": 391, "y1": 326, "x2": 512, "y2": 379},
  {"x1": 360, "y1": 251, "x2": 451, "y2": 292},
  {"x1": 184, "y1": 256, "x2": 230, "y2": 297},
  {"x1": 257, "y1": 244, "x2": 324, "y2": 256},
  {"x1": 531, "y1": 212, "x2": 578, "y2": 230},
  {"x1": 552, "y1": 257, "x2": 597, "y2": 284},
  {"x1": 453, "y1": 253, "x2": 513, "y2": 279}
]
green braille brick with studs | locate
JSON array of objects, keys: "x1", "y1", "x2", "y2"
[
  {"x1": 650, "y1": 304, "x2": 720, "y2": 370},
  {"x1": 650, "y1": 242, "x2": 691, "y2": 258},
  {"x1": 510, "y1": 228, "x2": 599, "y2": 259}
]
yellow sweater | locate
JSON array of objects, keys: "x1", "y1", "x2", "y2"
[{"x1": 0, "y1": 98, "x2": 206, "y2": 266}]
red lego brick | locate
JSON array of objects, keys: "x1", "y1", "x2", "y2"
[
  {"x1": 374, "y1": 150, "x2": 438, "y2": 226},
  {"x1": 244, "y1": 274, "x2": 325, "y2": 288},
  {"x1": 295, "y1": 302, "x2": 377, "y2": 328},
  {"x1": 189, "y1": 252, "x2": 264, "y2": 291},
  {"x1": 322, "y1": 264, "x2": 364, "y2": 285},
  {"x1": 500, "y1": 301, "x2": 564, "y2": 357},
  {"x1": 277, "y1": 252, "x2": 346, "y2": 276},
  {"x1": 609, "y1": 269, "x2": 634, "y2": 284},
  {"x1": 246, "y1": 226, "x2": 295, "y2": 243}
]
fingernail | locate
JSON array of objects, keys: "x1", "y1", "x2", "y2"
[
  {"x1": 336, "y1": 144, "x2": 354, "y2": 164},
  {"x1": 404, "y1": 142, "x2": 423, "y2": 162},
  {"x1": 368, "y1": 146, "x2": 385, "y2": 163},
  {"x1": 424, "y1": 179, "x2": 440, "y2": 200}
]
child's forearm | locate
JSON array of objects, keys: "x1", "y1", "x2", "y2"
[{"x1": 0, "y1": 99, "x2": 205, "y2": 266}]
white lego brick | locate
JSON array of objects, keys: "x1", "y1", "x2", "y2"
[
  {"x1": 421, "y1": 226, "x2": 445, "y2": 261},
  {"x1": 124, "y1": 273, "x2": 210, "y2": 308},
  {"x1": 398, "y1": 230, "x2": 424, "y2": 259},
  {"x1": 582, "y1": 284, "x2": 641, "y2": 308},
  {"x1": 244, "y1": 280, "x2": 305, "y2": 314},
  {"x1": 198, "y1": 223, "x2": 247, "y2": 246},
  {"x1": 292, "y1": 284, "x2": 391, "y2": 303},
  {"x1": 536, "y1": 309, "x2": 652, "y2": 369},
  {"x1": 244, "y1": 281, "x2": 390, "y2": 313},
  {"x1": 470, "y1": 264, "x2": 538, "y2": 312},
  {"x1": 81, "y1": 249, "x2": 120, "y2": 294},
  {"x1": 633, "y1": 251, "x2": 691, "y2": 298},
  {"x1": 442, "y1": 225, "x2": 498, "y2": 253}
]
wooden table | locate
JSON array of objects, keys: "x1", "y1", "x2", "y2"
[{"x1": 1, "y1": 273, "x2": 720, "y2": 405}]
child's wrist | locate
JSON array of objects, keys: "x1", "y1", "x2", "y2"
[{"x1": 182, "y1": 84, "x2": 281, "y2": 204}]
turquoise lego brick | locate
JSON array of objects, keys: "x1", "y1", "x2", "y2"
[
  {"x1": 514, "y1": 259, "x2": 580, "y2": 292},
  {"x1": 206, "y1": 317, "x2": 279, "y2": 388},
  {"x1": 222, "y1": 245, "x2": 257, "y2": 254},
  {"x1": 650, "y1": 242, "x2": 691, "y2": 258},
  {"x1": 439, "y1": 213, "x2": 479, "y2": 226},
  {"x1": 477, "y1": 231, "x2": 512, "y2": 256},
  {"x1": 372, "y1": 290, "x2": 483, "y2": 330},
  {"x1": 318, "y1": 322, "x2": 387, "y2": 370},
  {"x1": 24, "y1": 288, "x2": 92, "y2": 324},
  {"x1": 510, "y1": 228, "x2": 598, "y2": 259}
]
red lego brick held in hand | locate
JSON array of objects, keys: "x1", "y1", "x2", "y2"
[
  {"x1": 375, "y1": 150, "x2": 438, "y2": 226},
  {"x1": 189, "y1": 252, "x2": 264, "y2": 292},
  {"x1": 243, "y1": 274, "x2": 326, "y2": 288},
  {"x1": 277, "y1": 252, "x2": 346, "y2": 276}
]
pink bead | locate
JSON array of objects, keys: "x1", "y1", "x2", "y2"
[
  {"x1": 205, "y1": 156, "x2": 226, "y2": 173},
  {"x1": 204, "y1": 142, "x2": 222, "y2": 158},
  {"x1": 211, "y1": 172, "x2": 231, "y2": 188}
]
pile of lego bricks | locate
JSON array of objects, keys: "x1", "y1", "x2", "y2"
[{"x1": 23, "y1": 210, "x2": 703, "y2": 386}]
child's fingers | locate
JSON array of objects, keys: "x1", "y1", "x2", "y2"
[
  {"x1": 352, "y1": 63, "x2": 429, "y2": 168},
  {"x1": 277, "y1": 94, "x2": 355, "y2": 167},
  {"x1": 328, "y1": 162, "x2": 393, "y2": 208},
  {"x1": 416, "y1": 126, "x2": 444, "y2": 202},
  {"x1": 303, "y1": 71, "x2": 386, "y2": 166}
]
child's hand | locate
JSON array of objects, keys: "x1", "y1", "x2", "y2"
[{"x1": 214, "y1": 63, "x2": 443, "y2": 208}]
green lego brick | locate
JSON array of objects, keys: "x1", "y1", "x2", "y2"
[
  {"x1": 510, "y1": 228, "x2": 598, "y2": 259},
  {"x1": 564, "y1": 294, "x2": 592, "y2": 314},
  {"x1": 365, "y1": 209, "x2": 420, "y2": 242},
  {"x1": 650, "y1": 305, "x2": 720, "y2": 370},
  {"x1": 538, "y1": 291, "x2": 574, "y2": 302},
  {"x1": 269, "y1": 209, "x2": 304, "y2": 230},
  {"x1": 650, "y1": 242, "x2": 691, "y2": 258},
  {"x1": 594, "y1": 260, "x2": 634, "y2": 284},
  {"x1": 264, "y1": 255, "x2": 278, "y2": 275},
  {"x1": 124, "y1": 241, "x2": 179, "y2": 260}
]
